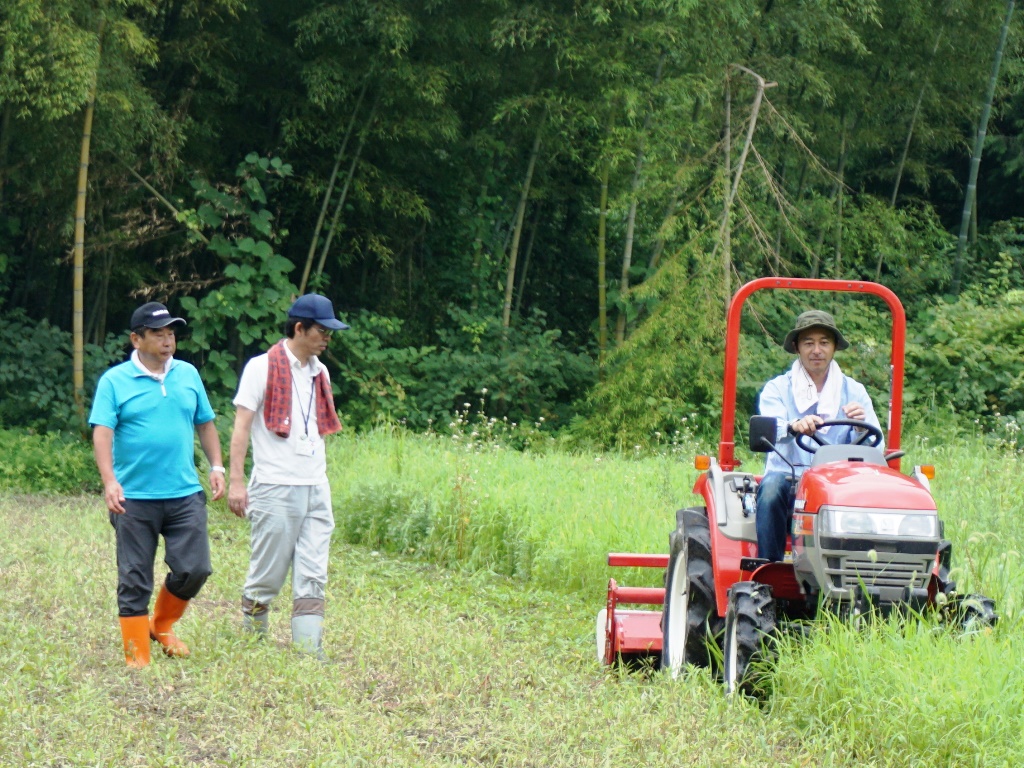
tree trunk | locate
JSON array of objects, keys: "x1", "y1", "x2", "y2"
[
  {"x1": 597, "y1": 160, "x2": 609, "y2": 377},
  {"x1": 952, "y1": 0, "x2": 1015, "y2": 294},
  {"x1": 715, "y1": 66, "x2": 774, "y2": 304},
  {"x1": 647, "y1": 186, "x2": 683, "y2": 273},
  {"x1": 0, "y1": 104, "x2": 11, "y2": 212},
  {"x1": 73, "y1": 20, "x2": 104, "y2": 423},
  {"x1": 299, "y1": 77, "x2": 368, "y2": 294},
  {"x1": 314, "y1": 90, "x2": 381, "y2": 287},
  {"x1": 470, "y1": 184, "x2": 489, "y2": 314},
  {"x1": 811, "y1": 109, "x2": 855, "y2": 279},
  {"x1": 514, "y1": 203, "x2": 540, "y2": 317},
  {"x1": 832, "y1": 121, "x2": 847, "y2": 277},
  {"x1": 502, "y1": 109, "x2": 546, "y2": 329},
  {"x1": 614, "y1": 144, "x2": 645, "y2": 344},
  {"x1": 85, "y1": 247, "x2": 112, "y2": 344},
  {"x1": 614, "y1": 52, "x2": 664, "y2": 344},
  {"x1": 890, "y1": 32, "x2": 943, "y2": 208}
]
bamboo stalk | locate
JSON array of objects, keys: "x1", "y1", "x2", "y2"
[
  {"x1": 314, "y1": 90, "x2": 381, "y2": 287},
  {"x1": 597, "y1": 160, "x2": 609, "y2": 377},
  {"x1": 952, "y1": 0, "x2": 1015, "y2": 294},
  {"x1": 714, "y1": 66, "x2": 776, "y2": 304},
  {"x1": 514, "y1": 203, "x2": 540, "y2": 317},
  {"x1": 73, "y1": 20, "x2": 105, "y2": 422},
  {"x1": 502, "y1": 109, "x2": 546, "y2": 329},
  {"x1": 299, "y1": 77, "x2": 369, "y2": 294}
]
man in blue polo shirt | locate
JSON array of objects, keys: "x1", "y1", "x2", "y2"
[{"x1": 90, "y1": 301, "x2": 225, "y2": 668}]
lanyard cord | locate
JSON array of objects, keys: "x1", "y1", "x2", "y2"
[{"x1": 289, "y1": 367, "x2": 316, "y2": 439}]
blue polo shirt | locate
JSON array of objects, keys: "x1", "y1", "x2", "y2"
[{"x1": 89, "y1": 358, "x2": 216, "y2": 499}]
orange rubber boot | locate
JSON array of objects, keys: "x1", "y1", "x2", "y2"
[
  {"x1": 120, "y1": 616, "x2": 151, "y2": 668},
  {"x1": 149, "y1": 585, "x2": 191, "y2": 657}
]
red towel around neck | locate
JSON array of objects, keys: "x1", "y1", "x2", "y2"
[{"x1": 263, "y1": 340, "x2": 342, "y2": 438}]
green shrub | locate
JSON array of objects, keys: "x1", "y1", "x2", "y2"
[
  {"x1": 337, "y1": 482, "x2": 434, "y2": 554},
  {"x1": 329, "y1": 305, "x2": 595, "y2": 433},
  {"x1": 0, "y1": 430, "x2": 100, "y2": 494},
  {"x1": 906, "y1": 254, "x2": 1024, "y2": 425},
  {"x1": 0, "y1": 309, "x2": 122, "y2": 433}
]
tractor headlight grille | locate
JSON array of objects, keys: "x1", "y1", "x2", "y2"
[
  {"x1": 821, "y1": 507, "x2": 938, "y2": 538},
  {"x1": 828, "y1": 556, "x2": 931, "y2": 590},
  {"x1": 816, "y1": 504, "x2": 940, "y2": 593}
]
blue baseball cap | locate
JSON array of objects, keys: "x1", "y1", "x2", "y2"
[{"x1": 287, "y1": 293, "x2": 349, "y2": 330}]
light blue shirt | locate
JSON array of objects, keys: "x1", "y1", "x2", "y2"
[
  {"x1": 758, "y1": 368, "x2": 880, "y2": 477},
  {"x1": 89, "y1": 358, "x2": 215, "y2": 499}
]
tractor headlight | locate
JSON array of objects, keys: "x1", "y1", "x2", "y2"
[{"x1": 822, "y1": 508, "x2": 938, "y2": 538}]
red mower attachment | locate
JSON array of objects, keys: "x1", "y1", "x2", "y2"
[{"x1": 597, "y1": 553, "x2": 668, "y2": 666}]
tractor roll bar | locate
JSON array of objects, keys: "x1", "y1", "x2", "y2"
[{"x1": 718, "y1": 278, "x2": 906, "y2": 471}]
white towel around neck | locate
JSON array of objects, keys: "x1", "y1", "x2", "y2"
[{"x1": 791, "y1": 359, "x2": 843, "y2": 432}]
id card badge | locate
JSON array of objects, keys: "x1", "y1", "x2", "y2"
[{"x1": 295, "y1": 434, "x2": 315, "y2": 457}]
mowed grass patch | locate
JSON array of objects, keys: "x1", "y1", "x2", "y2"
[{"x1": 3, "y1": 493, "x2": 812, "y2": 767}]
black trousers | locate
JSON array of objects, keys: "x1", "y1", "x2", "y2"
[{"x1": 110, "y1": 491, "x2": 212, "y2": 616}]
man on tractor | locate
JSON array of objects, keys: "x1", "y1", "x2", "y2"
[{"x1": 755, "y1": 309, "x2": 881, "y2": 561}]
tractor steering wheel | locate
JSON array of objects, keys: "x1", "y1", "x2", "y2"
[{"x1": 792, "y1": 418, "x2": 884, "y2": 454}]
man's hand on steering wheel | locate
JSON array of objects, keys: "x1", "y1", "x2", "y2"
[
  {"x1": 790, "y1": 417, "x2": 884, "y2": 453},
  {"x1": 788, "y1": 414, "x2": 824, "y2": 436}
]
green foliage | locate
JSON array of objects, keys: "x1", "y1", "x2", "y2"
[
  {"x1": 0, "y1": 0, "x2": 97, "y2": 121},
  {"x1": 326, "y1": 310, "x2": 436, "y2": 428},
  {"x1": 178, "y1": 154, "x2": 298, "y2": 395},
  {"x1": 330, "y1": 305, "x2": 595, "y2": 432},
  {"x1": 906, "y1": 254, "x2": 1024, "y2": 424},
  {"x1": 575, "y1": 254, "x2": 724, "y2": 448},
  {"x1": 337, "y1": 481, "x2": 434, "y2": 554},
  {"x1": 0, "y1": 429, "x2": 99, "y2": 493},
  {"x1": 5, "y1": 0, "x2": 1024, "y2": 455},
  {"x1": 0, "y1": 309, "x2": 121, "y2": 433}
]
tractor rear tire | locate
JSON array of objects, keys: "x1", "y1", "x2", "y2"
[
  {"x1": 722, "y1": 581, "x2": 777, "y2": 698},
  {"x1": 660, "y1": 507, "x2": 722, "y2": 678}
]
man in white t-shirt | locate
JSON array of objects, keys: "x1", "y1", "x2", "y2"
[{"x1": 227, "y1": 294, "x2": 348, "y2": 658}]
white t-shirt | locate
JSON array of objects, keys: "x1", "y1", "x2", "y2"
[{"x1": 233, "y1": 342, "x2": 330, "y2": 485}]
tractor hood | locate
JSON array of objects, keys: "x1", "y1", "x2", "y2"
[{"x1": 797, "y1": 462, "x2": 936, "y2": 513}]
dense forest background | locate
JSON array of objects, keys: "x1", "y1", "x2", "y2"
[{"x1": 2, "y1": 0, "x2": 1024, "y2": 446}]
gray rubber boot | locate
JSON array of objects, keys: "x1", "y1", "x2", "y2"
[
  {"x1": 241, "y1": 597, "x2": 269, "y2": 637},
  {"x1": 291, "y1": 614, "x2": 325, "y2": 660}
]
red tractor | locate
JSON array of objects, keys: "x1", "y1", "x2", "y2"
[{"x1": 597, "y1": 277, "x2": 996, "y2": 694}]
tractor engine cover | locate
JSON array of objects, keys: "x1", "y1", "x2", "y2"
[{"x1": 792, "y1": 462, "x2": 941, "y2": 606}]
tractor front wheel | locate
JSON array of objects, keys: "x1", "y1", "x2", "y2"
[
  {"x1": 951, "y1": 594, "x2": 998, "y2": 634},
  {"x1": 660, "y1": 507, "x2": 721, "y2": 678},
  {"x1": 722, "y1": 581, "x2": 777, "y2": 698}
]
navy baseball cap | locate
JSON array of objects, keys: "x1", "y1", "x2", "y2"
[
  {"x1": 287, "y1": 293, "x2": 349, "y2": 331},
  {"x1": 130, "y1": 302, "x2": 186, "y2": 331}
]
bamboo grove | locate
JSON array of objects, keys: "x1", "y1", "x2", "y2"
[{"x1": 2, "y1": 0, "x2": 1023, "y2": 443}]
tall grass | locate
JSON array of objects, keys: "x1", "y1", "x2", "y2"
[
  {"x1": 326, "y1": 420, "x2": 1023, "y2": 609},
  {"x1": 323, "y1": 421, "x2": 1024, "y2": 766},
  {"x1": 328, "y1": 423, "x2": 704, "y2": 593}
]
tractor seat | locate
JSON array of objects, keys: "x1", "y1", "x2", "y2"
[{"x1": 810, "y1": 444, "x2": 887, "y2": 467}]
